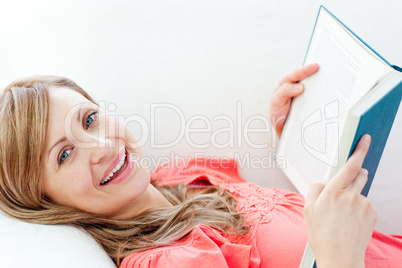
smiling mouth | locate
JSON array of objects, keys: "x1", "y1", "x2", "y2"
[{"x1": 100, "y1": 150, "x2": 128, "y2": 186}]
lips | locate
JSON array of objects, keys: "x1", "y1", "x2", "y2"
[
  {"x1": 100, "y1": 152, "x2": 127, "y2": 185},
  {"x1": 100, "y1": 147, "x2": 133, "y2": 186}
]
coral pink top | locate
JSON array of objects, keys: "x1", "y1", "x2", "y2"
[{"x1": 121, "y1": 158, "x2": 402, "y2": 268}]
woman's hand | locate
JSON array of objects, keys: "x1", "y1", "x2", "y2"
[
  {"x1": 269, "y1": 63, "x2": 319, "y2": 138},
  {"x1": 304, "y1": 134, "x2": 376, "y2": 268}
]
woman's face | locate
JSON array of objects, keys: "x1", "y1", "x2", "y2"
[{"x1": 41, "y1": 87, "x2": 151, "y2": 219}]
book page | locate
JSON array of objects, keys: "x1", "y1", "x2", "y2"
[{"x1": 277, "y1": 8, "x2": 392, "y2": 197}]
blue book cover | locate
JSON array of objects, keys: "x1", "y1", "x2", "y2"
[
  {"x1": 307, "y1": 76, "x2": 402, "y2": 268},
  {"x1": 299, "y1": 6, "x2": 402, "y2": 268},
  {"x1": 349, "y1": 81, "x2": 402, "y2": 197}
]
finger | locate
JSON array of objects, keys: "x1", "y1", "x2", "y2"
[
  {"x1": 349, "y1": 169, "x2": 368, "y2": 193},
  {"x1": 277, "y1": 63, "x2": 319, "y2": 86},
  {"x1": 271, "y1": 83, "x2": 304, "y2": 108},
  {"x1": 304, "y1": 182, "x2": 325, "y2": 211},
  {"x1": 327, "y1": 135, "x2": 371, "y2": 190},
  {"x1": 274, "y1": 119, "x2": 285, "y2": 138}
]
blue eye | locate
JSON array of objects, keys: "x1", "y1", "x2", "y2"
[
  {"x1": 85, "y1": 111, "x2": 97, "y2": 129},
  {"x1": 59, "y1": 149, "x2": 72, "y2": 165}
]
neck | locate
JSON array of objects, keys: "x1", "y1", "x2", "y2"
[
  {"x1": 111, "y1": 184, "x2": 173, "y2": 220},
  {"x1": 143, "y1": 184, "x2": 174, "y2": 211}
]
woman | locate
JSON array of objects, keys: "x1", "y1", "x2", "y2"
[{"x1": 0, "y1": 64, "x2": 400, "y2": 267}]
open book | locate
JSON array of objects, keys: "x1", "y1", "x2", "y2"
[{"x1": 275, "y1": 6, "x2": 402, "y2": 268}]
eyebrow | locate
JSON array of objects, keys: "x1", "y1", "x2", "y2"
[{"x1": 47, "y1": 107, "x2": 82, "y2": 160}]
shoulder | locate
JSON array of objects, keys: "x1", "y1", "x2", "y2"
[
  {"x1": 150, "y1": 157, "x2": 247, "y2": 187},
  {"x1": 120, "y1": 225, "x2": 252, "y2": 268}
]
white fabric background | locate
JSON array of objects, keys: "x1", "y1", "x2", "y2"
[{"x1": 0, "y1": 0, "x2": 401, "y2": 267}]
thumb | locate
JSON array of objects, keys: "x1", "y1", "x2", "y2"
[{"x1": 304, "y1": 182, "x2": 325, "y2": 214}]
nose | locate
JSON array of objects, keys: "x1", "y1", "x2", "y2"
[{"x1": 87, "y1": 137, "x2": 114, "y2": 164}]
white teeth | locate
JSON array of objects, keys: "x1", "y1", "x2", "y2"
[
  {"x1": 112, "y1": 155, "x2": 125, "y2": 172},
  {"x1": 100, "y1": 153, "x2": 127, "y2": 185}
]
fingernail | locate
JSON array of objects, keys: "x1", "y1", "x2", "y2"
[
  {"x1": 294, "y1": 84, "x2": 303, "y2": 92},
  {"x1": 361, "y1": 168, "x2": 368, "y2": 175},
  {"x1": 362, "y1": 134, "x2": 371, "y2": 144}
]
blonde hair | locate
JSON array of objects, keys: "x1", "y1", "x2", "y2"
[{"x1": 0, "y1": 76, "x2": 249, "y2": 264}]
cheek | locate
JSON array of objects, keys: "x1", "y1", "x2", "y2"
[
  {"x1": 135, "y1": 168, "x2": 151, "y2": 190},
  {"x1": 42, "y1": 168, "x2": 93, "y2": 205}
]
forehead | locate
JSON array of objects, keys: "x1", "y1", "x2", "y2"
[
  {"x1": 45, "y1": 87, "x2": 93, "y2": 146},
  {"x1": 48, "y1": 87, "x2": 90, "y2": 107},
  {"x1": 47, "y1": 86, "x2": 93, "y2": 117}
]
